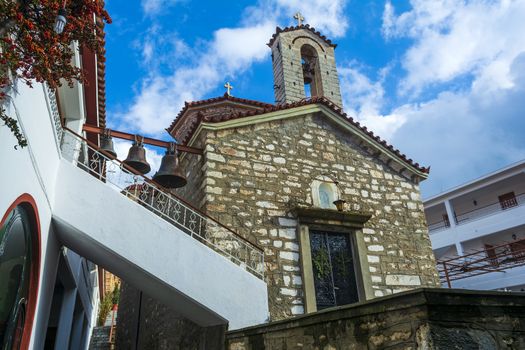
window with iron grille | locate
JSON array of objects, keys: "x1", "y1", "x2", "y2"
[{"x1": 498, "y1": 192, "x2": 518, "y2": 210}]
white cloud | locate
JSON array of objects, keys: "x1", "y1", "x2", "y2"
[
  {"x1": 141, "y1": 0, "x2": 184, "y2": 16},
  {"x1": 383, "y1": 0, "x2": 525, "y2": 95},
  {"x1": 116, "y1": 0, "x2": 350, "y2": 136},
  {"x1": 339, "y1": 64, "x2": 405, "y2": 140},
  {"x1": 118, "y1": 22, "x2": 275, "y2": 136},
  {"x1": 373, "y1": 0, "x2": 525, "y2": 196},
  {"x1": 274, "y1": 0, "x2": 349, "y2": 37}
]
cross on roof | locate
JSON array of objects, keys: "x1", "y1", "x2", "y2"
[
  {"x1": 224, "y1": 82, "x2": 233, "y2": 96},
  {"x1": 293, "y1": 12, "x2": 305, "y2": 26}
]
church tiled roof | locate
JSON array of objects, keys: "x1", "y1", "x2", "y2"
[
  {"x1": 166, "y1": 93, "x2": 274, "y2": 134},
  {"x1": 267, "y1": 24, "x2": 337, "y2": 48},
  {"x1": 168, "y1": 95, "x2": 429, "y2": 175}
]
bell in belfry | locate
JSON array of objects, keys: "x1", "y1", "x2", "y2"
[
  {"x1": 153, "y1": 142, "x2": 187, "y2": 188},
  {"x1": 123, "y1": 136, "x2": 151, "y2": 174},
  {"x1": 302, "y1": 59, "x2": 314, "y2": 85},
  {"x1": 99, "y1": 129, "x2": 117, "y2": 159}
]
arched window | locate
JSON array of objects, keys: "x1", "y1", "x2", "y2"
[
  {"x1": 0, "y1": 200, "x2": 39, "y2": 350},
  {"x1": 300, "y1": 44, "x2": 322, "y2": 98}
]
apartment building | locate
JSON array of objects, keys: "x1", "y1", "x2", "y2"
[{"x1": 424, "y1": 160, "x2": 525, "y2": 291}]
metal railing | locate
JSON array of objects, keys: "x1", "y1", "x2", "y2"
[
  {"x1": 427, "y1": 220, "x2": 450, "y2": 233},
  {"x1": 60, "y1": 128, "x2": 265, "y2": 279},
  {"x1": 456, "y1": 193, "x2": 525, "y2": 225},
  {"x1": 428, "y1": 193, "x2": 525, "y2": 233},
  {"x1": 44, "y1": 84, "x2": 63, "y2": 143}
]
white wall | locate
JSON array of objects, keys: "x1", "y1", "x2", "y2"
[
  {"x1": 53, "y1": 159, "x2": 269, "y2": 329},
  {"x1": 0, "y1": 83, "x2": 62, "y2": 348},
  {"x1": 0, "y1": 82, "x2": 99, "y2": 348}
]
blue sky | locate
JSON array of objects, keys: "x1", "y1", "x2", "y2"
[{"x1": 103, "y1": 0, "x2": 525, "y2": 198}]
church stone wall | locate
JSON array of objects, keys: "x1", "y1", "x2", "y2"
[
  {"x1": 173, "y1": 132, "x2": 206, "y2": 209},
  {"x1": 199, "y1": 113, "x2": 440, "y2": 320}
]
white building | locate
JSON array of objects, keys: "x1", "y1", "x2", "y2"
[{"x1": 424, "y1": 160, "x2": 525, "y2": 291}]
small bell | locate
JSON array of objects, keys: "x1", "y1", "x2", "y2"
[
  {"x1": 302, "y1": 61, "x2": 314, "y2": 85},
  {"x1": 153, "y1": 143, "x2": 187, "y2": 188},
  {"x1": 123, "y1": 136, "x2": 151, "y2": 174},
  {"x1": 99, "y1": 129, "x2": 117, "y2": 159}
]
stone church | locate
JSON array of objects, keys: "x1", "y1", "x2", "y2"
[{"x1": 117, "y1": 20, "x2": 442, "y2": 348}]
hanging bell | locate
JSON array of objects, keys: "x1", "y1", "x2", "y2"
[
  {"x1": 123, "y1": 136, "x2": 151, "y2": 174},
  {"x1": 99, "y1": 129, "x2": 117, "y2": 159},
  {"x1": 302, "y1": 60, "x2": 314, "y2": 84},
  {"x1": 153, "y1": 143, "x2": 187, "y2": 188}
]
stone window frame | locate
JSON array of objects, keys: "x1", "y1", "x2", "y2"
[{"x1": 294, "y1": 207, "x2": 374, "y2": 313}]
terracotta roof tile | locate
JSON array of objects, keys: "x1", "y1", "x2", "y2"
[
  {"x1": 169, "y1": 95, "x2": 429, "y2": 175},
  {"x1": 166, "y1": 93, "x2": 274, "y2": 133},
  {"x1": 267, "y1": 24, "x2": 337, "y2": 48}
]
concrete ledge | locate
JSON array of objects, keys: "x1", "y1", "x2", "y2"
[{"x1": 227, "y1": 288, "x2": 525, "y2": 349}]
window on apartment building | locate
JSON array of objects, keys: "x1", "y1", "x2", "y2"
[
  {"x1": 498, "y1": 192, "x2": 518, "y2": 210},
  {"x1": 309, "y1": 230, "x2": 359, "y2": 310}
]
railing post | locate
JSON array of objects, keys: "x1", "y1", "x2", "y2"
[{"x1": 443, "y1": 262, "x2": 451, "y2": 288}]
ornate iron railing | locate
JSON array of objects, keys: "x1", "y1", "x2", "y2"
[
  {"x1": 60, "y1": 128, "x2": 265, "y2": 279},
  {"x1": 44, "y1": 84, "x2": 63, "y2": 143}
]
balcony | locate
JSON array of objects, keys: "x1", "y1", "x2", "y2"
[
  {"x1": 428, "y1": 193, "x2": 525, "y2": 234},
  {"x1": 437, "y1": 238, "x2": 525, "y2": 290}
]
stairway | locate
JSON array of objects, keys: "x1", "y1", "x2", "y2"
[
  {"x1": 53, "y1": 129, "x2": 268, "y2": 330},
  {"x1": 88, "y1": 326, "x2": 111, "y2": 350}
]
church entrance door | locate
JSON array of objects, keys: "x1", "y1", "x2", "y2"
[{"x1": 309, "y1": 230, "x2": 359, "y2": 310}]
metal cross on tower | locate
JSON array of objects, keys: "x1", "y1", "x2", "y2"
[
  {"x1": 224, "y1": 82, "x2": 233, "y2": 96},
  {"x1": 293, "y1": 12, "x2": 304, "y2": 26}
]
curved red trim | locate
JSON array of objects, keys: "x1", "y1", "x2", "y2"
[{"x1": 1, "y1": 193, "x2": 41, "y2": 350}]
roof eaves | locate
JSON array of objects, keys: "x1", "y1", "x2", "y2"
[{"x1": 267, "y1": 24, "x2": 337, "y2": 48}]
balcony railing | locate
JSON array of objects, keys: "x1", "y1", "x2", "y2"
[
  {"x1": 428, "y1": 193, "x2": 525, "y2": 233},
  {"x1": 60, "y1": 128, "x2": 265, "y2": 279},
  {"x1": 456, "y1": 193, "x2": 525, "y2": 224},
  {"x1": 427, "y1": 220, "x2": 450, "y2": 233}
]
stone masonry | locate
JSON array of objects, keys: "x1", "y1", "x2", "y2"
[
  {"x1": 226, "y1": 289, "x2": 525, "y2": 350},
  {"x1": 197, "y1": 112, "x2": 440, "y2": 320},
  {"x1": 270, "y1": 26, "x2": 343, "y2": 107}
]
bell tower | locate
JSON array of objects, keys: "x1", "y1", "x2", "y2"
[{"x1": 268, "y1": 14, "x2": 343, "y2": 107}]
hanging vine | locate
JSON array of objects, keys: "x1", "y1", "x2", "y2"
[{"x1": 0, "y1": 0, "x2": 111, "y2": 147}]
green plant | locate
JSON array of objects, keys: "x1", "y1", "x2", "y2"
[
  {"x1": 97, "y1": 291, "x2": 113, "y2": 326},
  {"x1": 111, "y1": 283, "x2": 120, "y2": 305},
  {"x1": 312, "y1": 247, "x2": 331, "y2": 279}
]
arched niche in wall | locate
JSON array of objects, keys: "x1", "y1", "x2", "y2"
[
  {"x1": 311, "y1": 177, "x2": 338, "y2": 210},
  {"x1": 0, "y1": 194, "x2": 41, "y2": 350}
]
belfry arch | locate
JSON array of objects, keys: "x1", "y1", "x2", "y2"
[{"x1": 300, "y1": 44, "x2": 323, "y2": 98}]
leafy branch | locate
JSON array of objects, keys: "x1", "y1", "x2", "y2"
[{"x1": 0, "y1": 0, "x2": 111, "y2": 147}]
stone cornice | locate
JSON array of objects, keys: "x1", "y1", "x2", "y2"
[{"x1": 292, "y1": 207, "x2": 372, "y2": 229}]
